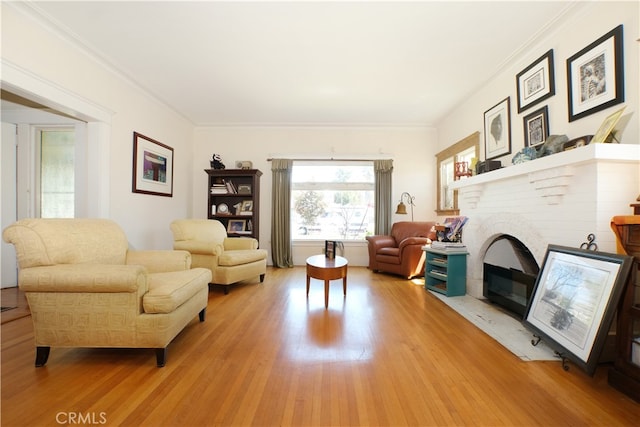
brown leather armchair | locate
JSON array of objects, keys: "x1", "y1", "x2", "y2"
[{"x1": 366, "y1": 221, "x2": 437, "y2": 279}]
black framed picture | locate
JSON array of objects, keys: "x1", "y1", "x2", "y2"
[
  {"x1": 523, "y1": 245, "x2": 633, "y2": 375},
  {"x1": 567, "y1": 25, "x2": 624, "y2": 122},
  {"x1": 132, "y1": 132, "x2": 174, "y2": 197},
  {"x1": 516, "y1": 49, "x2": 555, "y2": 113},
  {"x1": 523, "y1": 106, "x2": 549, "y2": 147},
  {"x1": 483, "y1": 97, "x2": 511, "y2": 160}
]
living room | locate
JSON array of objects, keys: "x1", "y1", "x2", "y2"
[
  {"x1": 1, "y1": 1, "x2": 637, "y2": 262},
  {"x1": 1, "y1": 1, "x2": 640, "y2": 425}
]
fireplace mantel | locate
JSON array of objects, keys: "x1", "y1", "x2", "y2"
[
  {"x1": 450, "y1": 143, "x2": 640, "y2": 193},
  {"x1": 448, "y1": 143, "x2": 640, "y2": 299}
]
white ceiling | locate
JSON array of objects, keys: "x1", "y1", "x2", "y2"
[{"x1": 22, "y1": 1, "x2": 579, "y2": 126}]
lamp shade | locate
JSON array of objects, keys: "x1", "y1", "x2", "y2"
[{"x1": 395, "y1": 202, "x2": 407, "y2": 215}]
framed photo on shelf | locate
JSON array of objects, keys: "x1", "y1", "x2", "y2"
[
  {"x1": 132, "y1": 132, "x2": 174, "y2": 197},
  {"x1": 516, "y1": 49, "x2": 555, "y2": 113},
  {"x1": 227, "y1": 219, "x2": 246, "y2": 233},
  {"x1": 483, "y1": 97, "x2": 511, "y2": 160},
  {"x1": 591, "y1": 106, "x2": 626, "y2": 143},
  {"x1": 523, "y1": 245, "x2": 633, "y2": 375},
  {"x1": 523, "y1": 106, "x2": 549, "y2": 147},
  {"x1": 567, "y1": 25, "x2": 624, "y2": 122},
  {"x1": 240, "y1": 200, "x2": 253, "y2": 214},
  {"x1": 237, "y1": 184, "x2": 252, "y2": 195}
]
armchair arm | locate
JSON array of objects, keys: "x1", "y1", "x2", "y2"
[
  {"x1": 397, "y1": 237, "x2": 431, "y2": 253},
  {"x1": 173, "y1": 240, "x2": 224, "y2": 256},
  {"x1": 126, "y1": 250, "x2": 192, "y2": 273},
  {"x1": 223, "y1": 237, "x2": 259, "y2": 251},
  {"x1": 365, "y1": 235, "x2": 397, "y2": 252},
  {"x1": 19, "y1": 264, "x2": 147, "y2": 293}
]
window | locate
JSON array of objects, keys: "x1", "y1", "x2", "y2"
[
  {"x1": 436, "y1": 132, "x2": 479, "y2": 216},
  {"x1": 291, "y1": 161, "x2": 374, "y2": 241},
  {"x1": 37, "y1": 128, "x2": 75, "y2": 218}
]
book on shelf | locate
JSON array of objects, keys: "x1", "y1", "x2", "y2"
[
  {"x1": 225, "y1": 180, "x2": 237, "y2": 194},
  {"x1": 431, "y1": 241, "x2": 465, "y2": 248},
  {"x1": 429, "y1": 241, "x2": 468, "y2": 253}
]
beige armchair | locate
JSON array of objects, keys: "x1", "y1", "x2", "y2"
[
  {"x1": 2, "y1": 218, "x2": 211, "y2": 367},
  {"x1": 170, "y1": 219, "x2": 267, "y2": 294}
]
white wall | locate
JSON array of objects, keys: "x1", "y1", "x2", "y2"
[
  {"x1": 437, "y1": 1, "x2": 639, "y2": 158},
  {"x1": 1, "y1": 3, "x2": 195, "y2": 250},
  {"x1": 192, "y1": 126, "x2": 438, "y2": 265}
]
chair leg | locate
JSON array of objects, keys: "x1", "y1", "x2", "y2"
[
  {"x1": 224, "y1": 286, "x2": 229, "y2": 295},
  {"x1": 156, "y1": 348, "x2": 167, "y2": 367},
  {"x1": 35, "y1": 346, "x2": 50, "y2": 367},
  {"x1": 260, "y1": 274, "x2": 265, "y2": 283},
  {"x1": 199, "y1": 308, "x2": 206, "y2": 322}
]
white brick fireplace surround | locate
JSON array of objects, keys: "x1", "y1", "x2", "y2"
[{"x1": 449, "y1": 143, "x2": 640, "y2": 299}]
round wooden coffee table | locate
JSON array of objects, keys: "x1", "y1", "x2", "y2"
[{"x1": 306, "y1": 255, "x2": 348, "y2": 309}]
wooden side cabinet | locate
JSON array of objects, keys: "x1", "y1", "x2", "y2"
[
  {"x1": 424, "y1": 248, "x2": 467, "y2": 297},
  {"x1": 206, "y1": 169, "x2": 262, "y2": 240},
  {"x1": 609, "y1": 216, "x2": 640, "y2": 402}
]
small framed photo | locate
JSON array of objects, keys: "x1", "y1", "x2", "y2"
[
  {"x1": 516, "y1": 49, "x2": 555, "y2": 113},
  {"x1": 591, "y1": 106, "x2": 626, "y2": 143},
  {"x1": 240, "y1": 200, "x2": 253, "y2": 214},
  {"x1": 567, "y1": 25, "x2": 624, "y2": 122},
  {"x1": 227, "y1": 219, "x2": 246, "y2": 233},
  {"x1": 237, "y1": 184, "x2": 252, "y2": 195},
  {"x1": 523, "y1": 245, "x2": 633, "y2": 375},
  {"x1": 523, "y1": 106, "x2": 549, "y2": 147},
  {"x1": 484, "y1": 97, "x2": 511, "y2": 160},
  {"x1": 132, "y1": 132, "x2": 174, "y2": 197}
]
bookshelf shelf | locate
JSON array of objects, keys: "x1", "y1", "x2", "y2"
[{"x1": 206, "y1": 169, "x2": 262, "y2": 239}]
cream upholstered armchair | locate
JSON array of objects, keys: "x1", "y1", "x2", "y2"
[
  {"x1": 170, "y1": 219, "x2": 267, "y2": 294},
  {"x1": 2, "y1": 218, "x2": 211, "y2": 367}
]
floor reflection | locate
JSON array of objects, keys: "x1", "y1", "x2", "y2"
[{"x1": 284, "y1": 285, "x2": 375, "y2": 362}]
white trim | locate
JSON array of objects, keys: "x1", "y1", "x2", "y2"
[
  {"x1": 1, "y1": 60, "x2": 113, "y2": 123},
  {"x1": 1, "y1": 59, "x2": 112, "y2": 218}
]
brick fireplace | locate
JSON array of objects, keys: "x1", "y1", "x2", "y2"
[{"x1": 449, "y1": 143, "x2": 640, "y2": 300}]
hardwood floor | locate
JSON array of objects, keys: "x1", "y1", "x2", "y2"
[{"x1": 1, "y1": 266, "x2": 638, "y2": 426}]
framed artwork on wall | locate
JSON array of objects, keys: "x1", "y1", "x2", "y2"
[
  {"x1": 516, "y1": 49, "x2": 555, "y2": 113},
  {"x1": 523, "y1": 245, "x2": 633, "y2": 375},
  {"x1": 523, "y1": 106, "x2": 549, "y2": 147},
  {"x1": 483, "y1": 97, "x2": 511, "y2": 160},
  {"x1": 132, "y1": 132, "x2": 174, "y2": 197},
  {"x1": 567, "y1": 25, "x2": 624, "y2": 122}
]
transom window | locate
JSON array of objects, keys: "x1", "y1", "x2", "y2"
[{"x1": 291, "y1": 161, "x2": 375, "y2": 241}]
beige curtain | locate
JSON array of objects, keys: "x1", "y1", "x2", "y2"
[
  {"x1": 271, "y1": 159, "x2": 294, "y2": 268},
  {"x1": 374, "y1": 159, "x2": 394, "y2": 235}
]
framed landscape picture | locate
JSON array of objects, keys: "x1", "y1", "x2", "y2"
[
  {"x1": 523, "y1": 245, "x2": 633, "y2": 375},
  {"x1": 567, "y1": 25, "x2": 624, "y2": 122},
  {"x1": 132, "y1": 132, "x2": 174, "y2": 197}
]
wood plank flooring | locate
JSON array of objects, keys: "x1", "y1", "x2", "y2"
[{"x1": 1, "y1": 266, "x2": 638, "y2": 426}]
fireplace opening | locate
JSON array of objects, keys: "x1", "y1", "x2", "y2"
[{"x1": 483, "y1": 235, "x2": 539, "y2": 318}]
